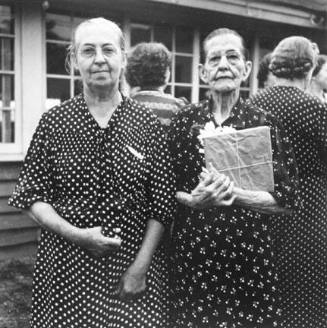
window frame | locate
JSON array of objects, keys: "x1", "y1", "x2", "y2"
[{"x1": 0, "y1": 3, "x2": 22, "y2": 158}]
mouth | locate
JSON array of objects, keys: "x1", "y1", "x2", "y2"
[
  {"x1": 92, "y1": 70, "x2": 109, "y2": 74},
  {"x1": 215, "y1": 75, "x2": 233, "y2": 80}
]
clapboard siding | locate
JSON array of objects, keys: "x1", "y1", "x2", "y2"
[
  {"x1": 0, "y1": 213, "x2": 38, "y2": 230},
  {"x1": 0, "y1": 242, "x2": 37, "y2": 261},
  {"x1": 0, "y1": 180, "x2": 16, "y2": 197},
  {"x1": 0, "y1": 162, "x2": 39, "y2": 259}
]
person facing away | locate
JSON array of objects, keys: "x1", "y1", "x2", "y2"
[
  {"x1": 257, "y1": 52, "x2": 276, "y2": 89},
  {"x1": 125, "y1": 42, "x2": 187, "y2": 132},
  {"x1": 8, "y1": 17, "x2": 176, "y2": 328},
  {"x1": 308, "y1": 54, "x2": 327, "y2": 104},
  {"x1": 250, "y1": 36, "x2": 327, "y2": 328},
  {"x1": 168, "y1": 27, "x2": 299, "y2": 328}
]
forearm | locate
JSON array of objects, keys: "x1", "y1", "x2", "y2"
[
  {"x1": 233, "y1": 187, "x2": 290, "y2": 214},
  {"x1": 28, "y1": 201, "x2": 80, "y2": 243},
  {"x1": 131, "y1": 219, "x2": 165, "y2": 273}
]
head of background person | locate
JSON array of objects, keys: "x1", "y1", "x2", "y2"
[
  {"x1": 311, "y1": 54, "x2": 327, "y2": 92},
  {"x1": 199, "y1": 28, "x2": 252, "y2": 98},
  {"x1": 66, "y1": 17, "x2": 126, "y2": 97},
  {"x1": 257, "y1": 52, "x2": 276, "y2": 89},
  {"x1": 269, "y1": 36, "x2": 318, "y2": 90},
  {"x1": 125, "y1": 42, "x2": 171, "y2": 95}
]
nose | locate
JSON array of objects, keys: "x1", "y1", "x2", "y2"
[
  {"x1": 94, "y1": 47, "x2": 105, "y2": 64},
  {"x1": 217, "y1": 55, "x2": 229, "y2": 70}
]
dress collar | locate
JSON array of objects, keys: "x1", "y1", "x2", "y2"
[{"x1": 201, "y1": 96, "x2": 245, "y2": 129}]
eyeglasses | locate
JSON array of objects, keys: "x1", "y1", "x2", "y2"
[{"x1": 206, "y1": 51, "x2": 244, "y2": 67}]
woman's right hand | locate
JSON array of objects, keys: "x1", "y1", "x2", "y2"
[
  {"x1": 74, "y1": 226, "x2": 122, "y2": 257},
  {"x1": 176, "y1": 171, "x2": 235, "y2": 209}
]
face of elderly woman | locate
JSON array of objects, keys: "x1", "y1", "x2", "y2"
[
  {"x1": 200, "y1": 34, "x2": 252, "y2": 93},
  {"x1": 74, "y1": 22, "x2": 125, "y2": 92}
]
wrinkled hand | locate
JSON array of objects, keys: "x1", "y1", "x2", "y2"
[
  {"x1": 177, "y1": 166, "x2": 236, "y2": 209},
  {"x1": 116, "y1": 264, "x2": 147, "y2": 301},
  {"x1": 76, "y1": 226, "x2": 122, "y2": 257}
]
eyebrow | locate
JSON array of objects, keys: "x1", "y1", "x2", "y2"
[{"x1": 80, "y1": 43, "x2": 115, "y2": 47}]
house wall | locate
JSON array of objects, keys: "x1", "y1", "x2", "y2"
[{"x1": 0, "y1": 161, "x2": 38, "y2": 260}]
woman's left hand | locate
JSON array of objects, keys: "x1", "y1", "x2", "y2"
[{"x1": 117, "y1": 264, "x2": 147, "y2": 301}]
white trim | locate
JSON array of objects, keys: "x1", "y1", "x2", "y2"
[
  {"x1": 0, "y1": 152, "x2": 24, "y2": 161},
  {"x1": 0, "y1": 3, "x2": 21, "y2": 153},
  {"x1": 250, "y1": 33, "x2": 260, "y2": 95},
  {"x1": 171, "y1": 26, "x2": 176, "y2": 97},
  {"x1": 191, "y1": 28, "x2": 200, "y2": 103},
  {"x1": 46, "y1": 39, "x2": 70, "y2": 45},
  {"x1": 122, "y1": 16, "x2": 131, "y2": 50}
]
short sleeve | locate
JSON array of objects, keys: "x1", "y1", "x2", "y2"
[
  {"x1": 8, "y1": 113, "x2": 55, "y2": 209},
  {"x1": 146, "y1": 120, "x2": 176, "y2": 228},
  {"x1": 268, "y1": 115, "x2": 301, "y2": 211}
]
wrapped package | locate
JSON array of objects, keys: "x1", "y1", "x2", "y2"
[{"x1": 203, "y1": 126, "x2": 274, "y2": 192}]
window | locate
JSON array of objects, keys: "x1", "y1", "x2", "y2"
[
  {"x1": 46, "y1": 13, "x2": 83, "y2": 110},
  {"x1": 0, "y1": 4, "x2": 15, "y2": 145},
  {"x1": 130, "y1": 23, "x2": 195, "y2": 102}
]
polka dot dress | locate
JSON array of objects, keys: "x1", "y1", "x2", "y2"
[
  {"x1": 168, "y1": 98, "x2": 299, "y2": 328},
  {"x1": 251, "y1": 86, "x2": 327, "y2": 328},
  {"x1": 8, "y1": 94, "x2": 175, "y2": 328}
]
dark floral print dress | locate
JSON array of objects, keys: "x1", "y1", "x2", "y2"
[
  {"x1": 8, "y1": 94, "x2": 175, "y2": 328},
  {"x1": 168, "y1": 98, "x2": 299, "y2": 328},
  {"x1": 251, "y1": 86, "x2": 327, "y2": 328}
]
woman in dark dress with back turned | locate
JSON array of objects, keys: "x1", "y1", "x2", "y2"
[
  {"x1": 125, "y1": 42, "x2": 187, "y2": 132},
  {"x1": 251, "y1": 36, "x2": 327, "y2": 328}
]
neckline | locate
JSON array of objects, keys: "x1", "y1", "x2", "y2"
[{"x1": 78, "y1": 93, "x2": 126, "y2": 131}]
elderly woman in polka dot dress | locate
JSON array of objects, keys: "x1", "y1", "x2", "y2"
[
  {"x1": 8, "y1": 18, "x2": 175, "y2": 328},
  {"x1": 251, "y1": 36, "x2": 327, "y2": 328},
  {"x1": 168, "y1": 28, "x2": 299, "y2": 328}
]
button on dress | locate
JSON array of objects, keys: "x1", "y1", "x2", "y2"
[
  {"x1": 8, "y1": 94, "x2": 175, "y2": 328},
  {"x1": 251, "y1": 86, "x2": 327, "y2": 328},
  {"x1": 168, "y1": 98, "x2": 299, "y2": 328}
]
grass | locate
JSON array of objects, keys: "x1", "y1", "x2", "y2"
[{"x1": 0, "y1": 257, "x2": 34, "y2": 328}]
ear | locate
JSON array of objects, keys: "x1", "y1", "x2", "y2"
[
  {"x1": 242, "y1": 60, "x2": 252, "y2": 82},
  {"x1": 199, "y1": 63, "x2": 209, "y2": 84}
]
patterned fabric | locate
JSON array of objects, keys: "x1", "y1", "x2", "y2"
[
  {"x1": 8, "y1": 94, "x2": 175, "y2": 328},
  {"x1": 251, "y1": 85, "x2": 327, "y2": 328},
  {"x1": 168, "y1": 98, "x2": 299, "y2": 328},
  {"x1": 132, "y1": 90, "x2": 187, "y2": 130}
]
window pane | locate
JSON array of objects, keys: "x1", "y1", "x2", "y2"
[
  {"x1": 47, "y1": 42, "x2": 69, "y2": 75},
  {"x1": 0, "y1": 5, "x2": 14, "y2": 34},
  {"x1": 47, "y1": 78, "x2": 70, "y2": 109},
  {"x1": 175, "y1": 86, "x2": 191, "y2": 102},
  {"x1": 0, "y1": 74, "x2": 14, "y2": 143},
  {"x1": 165, "y1": 85, "x2": 171, "y2": 94},
  {"x1": 74, "y1": 79, "x2": 83, "y2": 96},
  {"x1": 46, "y1": 13, "x2": 72, "y2": 41},
  {"x1": 176, "y1": 26, "x2": 193, "y2": 53},
  {"x1": 199, "y1": 87, "x2": 210, "y2": 101},
  {"x1": 0, "y1": 37, "x2": 14, "y2": 70},
  {"x1": 175, "y1": 56, "x2": 192, "y2": 83},
  {"x1": 154, "y1": 25, "x2": 172, "y2": 50},
  {"x1": 131, "y1": 26, "x2": 151, "y2": 46}
]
